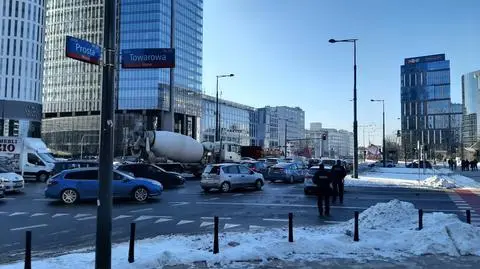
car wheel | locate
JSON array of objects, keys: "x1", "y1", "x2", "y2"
[
  {"x1": 255, "y1": 179, "x2": 263, "y2": 190},
  {"x1": 133, "y1": 187, "x2": 149, "y2": 202},
  {"x1": 61, "y1": 189, "x2": 79, "y2": 204},
  {"x1": 220, "y1": 182, "x2": 231, "y2": 193},
  {"x1": 37, "y1": 172, "x2": 49, "y2": 183},
  {"x1": 289, "y1": 176, "x2": 294, "y2": 184}
]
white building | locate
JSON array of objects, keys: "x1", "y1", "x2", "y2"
[
  {"x1": 0, "y1": 0, "x2": 45, "y2": 137},
  {"x1": 306, "y1": 122, "x2": 354, "y2": 158}
]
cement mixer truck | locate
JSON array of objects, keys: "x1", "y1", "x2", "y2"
[{"x1": 128, "y1": 124, "x2": 241, "y2": 177}]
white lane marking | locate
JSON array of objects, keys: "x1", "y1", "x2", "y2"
[
  {"x1": 77, "y1": 216, "x2": 96, "y2": 221},
  {"x1": 263, "y1": 218, "x2": 288, "y2": 222},
  {"x1": 10, "y1": 224, "x2": 48, "y2": 231},
  {"x1": 324, "y1": 220, "x2": 344, "y2": 224},
  {"x1": 30, "y1": 213, "x2": 48, "y2": 217},
  {"x1": 457, "y1": 206, "x2": 472, "y2": 209},
  {"x1": 169, "y1": 202, "x2": 190, "y2": 206},
  {"x1": 232, "y1": 194, "x2": 243, "y2": 197},
  {"x1": 200, "y1": 221, "x2": 214, "y2": 228},
  {"x1": 52, "y1": 213, "x2": 69, "y2": 218},
  {"x1": 33, "y1": 198, "x2": 55, "y2": 201},
  {"x1": 196, "y1": 201, "x2": 464, "y2": 212},
  {"x1": 113, "y1": 215, "x2": 133, "y2": 221},
  {"x1": 129, "y1": 208, "x2": 152, "y2": 213},
  {"x1": 176, "y1": 220, "x2": 194, "y2": 225},
  {"x1": 249, "y1": 225, "x2": 265, "y2": 230},
  {"x1": 49, "y1": 230, "x2": 71, "y2": 236},
  {"x1": 134, "y1": 215, "x2": 159, "y2": 222},
  {"x1": 154, "y1": 218, "x2": 172, "y2": 224},
  {"x1": 200, "y1": 217, "x2": 232, "y2": 220},
  {"x1": 9, "y1": 212, "x2": 27, "y2": 216},
  {"x1": 74, "y1": 214, "x2": 92, "y2": 218},
  {"x1": 0, "y1": 211, "x2": 7, "y2": 215},
  {"x1": 2, "y1": 198, "x2": 15, "y2": 200},
  {"x1": 224, "y1": 223, "x2": 241, "y2": 229},
  {"x1": 207, "y1": 197, "x2": 220, "y2": 201}
]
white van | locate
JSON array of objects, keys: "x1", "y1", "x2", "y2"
[{"x1": 0, "y1": 137, "x2": 56, "y2": 182}]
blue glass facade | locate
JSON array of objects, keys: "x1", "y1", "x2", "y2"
[{"x1": 400, "y1": 54, "x2": 460, "y2": 157}]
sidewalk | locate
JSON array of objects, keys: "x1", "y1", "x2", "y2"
[{"x1": 164, "y1": 255, "x2": 480, "y2": 269}]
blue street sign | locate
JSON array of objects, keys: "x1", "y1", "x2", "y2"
[
  {"x1": 65, "y1": 36, "x2": 102, "y2": 65},
  {"x1": 121, "y1": 48, "x2": 175, "y2": 69}
]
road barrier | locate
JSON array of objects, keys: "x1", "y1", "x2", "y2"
[
  {"x1": 288, "y1": 213, "x2": 294, "y2": 242},
  {"x1": 213, "y1": 216, "x2": 219, "y2": 254},
  {"x1": 418, "y1": 209, "x2": 423, "y2": 230},
  {"x1": 128, "y1": 223, "x2": 136, "y2": 263},
  {"x1": 24, "y1": 231, "x2": 31, "y2": 269},
  {"x1": 354, "y1": 211, "x2": 359, "y2": 241},
  {"x1": 466, "y1": 210, "x2": 471, "y2": 224}
]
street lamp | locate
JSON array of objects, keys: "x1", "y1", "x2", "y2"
[
  {"x1": 215, "y1": 73, "x2": 234, "y2": 163},
  {"x1": 371, "y1": 99, "x2": 386, "y2": 167},
  {"x1": 329, "y1": 38, "x2": 359, "y2": 178}
]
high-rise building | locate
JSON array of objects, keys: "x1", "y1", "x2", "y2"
[
  {"x1": 306, "y1": 124, "x2": 354, "y2": 158},
  {"x1": 200, "y1": 94, "x2": 254, "y2": 146},
  {"x1": 461, "y1": 70, "x2": 480, "y2": 158},
  {"x1": 400, "y1": 54, "x2": 460, "y2": 158},
  {"x1": 42, "y1": 0, "x2": 203, "y2": 156},
  {"x1": 1, "y1": 0, "x2": 45, "y2": 138}
]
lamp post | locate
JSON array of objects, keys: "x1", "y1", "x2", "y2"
[
  {"x1": 329, "y1": 38, "x2": 359, "y2": 178},
  {"x1": 215, "y1": 74, "x2": 234, "y2": 163},
  {"x1": 371, "y1": 99, "x2": 385, "y2": 167}
]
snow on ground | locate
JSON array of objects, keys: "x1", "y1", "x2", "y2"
[
  {"x1": 1, "y1": 200, "x2": 479, "y2": 269},
  {"x1": 346, "y1": 167, "x2": 480, "y2": 189}
]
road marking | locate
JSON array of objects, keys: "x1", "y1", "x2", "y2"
[
  {"x1": 263, "y1": 218, "x2": 288, "y2": 222},
  {"x1": 49, "y1": 230, "x2": 71, "y2": 236},
  {"x1": 0, "y1": 211, "x2": 7, "y2": 214},
  {"x1": 207, "y1": 197, "x2": 220, "y2": 201},
  {"x1": 200, "y1": 221, "x2": 214, "y2": 228},
  {"x1": 129, "y1": 208, "x2": 152, "y2": 213},
  {"x1": 154, "y1": 218, "x2": 172, "y2": 223},
  {"x1": 74, "y1": 214, "x2": 92, "y2": 218},
  {"x1": 33, "y1": 198, "x2": 55, "y2": 201},
  {"x1": 10, "y1": 224, "x2": 48, "y2": 231},
  {"x1": 30, "y1": 213, "x2": 48, "y2": 217},
  {"x1": 224, "y1": 223, "x2": 241, "y2": 229},
  {"x1": 134, "y1": 215, "x2": 160, "y2": 222},
  {"x1": 169, "y1": 202, "x2": 190, "y2": 206},
  {"x1": 77, "y1": 216, "x2": 96, "y2": 221},
  {"x1": 9, "y1": 212, "x2": 27, "y2": 216},
  {"x1": 249, "y1": 225, "x2": 265, "y2": 230},
  {"x1": 176, "y1": 220, "x2": 194, "y2": 225},
  {"x1": 52, "y1": 213, "x2": 69, "y2": 218},
  {"x1": 457, "y1": 206, "x2": 472, "y2": 209},
  {"x1": 324, "y1": 220, "x2": 344, "y2": 224},
  {"x1": 232, "y1": 194, "x2": 243, "y2": 197},
  {"x1": 200, "y1": 217, "x2": 232, "y2": 220},
  {"x1": 113, "y1": 215, "x2": 133, "y2": 221},
  {"x1": 2, "y1": 197, "x2": 15, "y2": 200}
]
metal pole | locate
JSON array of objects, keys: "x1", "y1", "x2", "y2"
[
  {"x1": 353, "y1": 40, "x2": 358, "y2": 178},
  {"x1": 404, "y1": 132, "x2": 407, "y2": 165},
  {"x1": 95, "y1": 0, "x2": 116, "y2": 267},
  {"x1": 284, "y1": 121, "x2": 287, "y2": 158},
  {"x1": 215, "y1": 76, "x2": 219, "y2": 142},
  {"x1": 382, "y1": 101, "x2": 386, "y2": 167},
  {"x1": 167, "y1": 0, "x2": 175, "y2": 132}
]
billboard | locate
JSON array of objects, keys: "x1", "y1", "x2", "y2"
[
  {"x1": 404, "y1": 54, "x2": 445, "y2": 65},
  {"x1": 0, "y1": 137, "x2": 23, "y2": 171}
]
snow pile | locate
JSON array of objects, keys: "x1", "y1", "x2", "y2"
[
  {"x1": 1, "y1": 200, "x2": 480, "y2": 269},
  {"x1": 421, "y1": 175, "x2": 456, "y2": 189}
]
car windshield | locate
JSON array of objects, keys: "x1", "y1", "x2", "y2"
[
  {"x1": 0, "y1": 166, "x2": 12, "y2": 173},
  {"x1": 38, "y1": 152, "x2": 57, "y2": 163}
]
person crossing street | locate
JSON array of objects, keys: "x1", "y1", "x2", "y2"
[
  {"x1": 312, "y1": 164, "x2": 332, "y2": 217},
  {"x1": 331, "y1": 160, "x2": 347, "y2": 204}
]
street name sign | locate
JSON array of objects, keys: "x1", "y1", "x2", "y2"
[
  {"x1": 65, "y1": 35, "x2": 102, "y2": 65},
  {"x1": 121, "y1": 48, "x2": 175, "y2": 68}
]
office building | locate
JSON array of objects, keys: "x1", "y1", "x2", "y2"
[
  {"x1": 42, "y1": 0, "x2": 203, "y2": 156},
  {"x1": 400, "y1": 54, "x2": 460, "y2": 158},
  {"x1": 200, "y1": 95, "x2": 255, "y2": 146},
  {"x1": 306, "y1": 123, "x2": 354, "y2": 158},
  {"x1": 256, "y1": 106, "x2": 305, "y2": 154},
  {"x1": 462, "y1": 70, "x2": 480, "y2": 158},
  {"x1": 1, "y1": 0, "x2": 45, "y2": 137}
]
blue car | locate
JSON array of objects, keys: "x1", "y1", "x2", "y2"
[{"x1": 45, "y1": 167, "x2": 163, "y2": 204}]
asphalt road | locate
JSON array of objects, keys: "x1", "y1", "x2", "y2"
[{"x1": 0, "y1": 177, "x2": 478, "y2": 264}]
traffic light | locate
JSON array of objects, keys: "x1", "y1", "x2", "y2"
[
  {"x1": 322, "y1": 134, "x2": 327, "y2": 140},
  {"x1": 397, "y1": 130, "x2": 401, "y2": 137}
]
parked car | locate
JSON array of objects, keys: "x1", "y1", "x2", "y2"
[
  {"x1": 45, "y1": 168, "x2": 163, "y2": 204},
  {"x1": 0, "y1": 183, "x2": 5, "y2": 198},
  {"x1": 321, "y1": 159, "x2": 337, "y2": 167},
  {"x1": 267, "y1": 162, "x2": 307, "y2": 184},
  {"x1": 368, "y1": 160, "x2": 396, "y2": 168},
  {"x1": 116, "y1": 163, "x2": 185, "y2": 188},
  {"x1": 51, "y1": 160, "x2": 99, "y2": 176},
  {"x1": 241, "y1": 160, "x2": 268, "y2": 178},
  {"x1": 0, "y1": 166, "x2": 24, "y2": 192},
  {"x1": 241, "y1": 157, "x2": 255, "y2": 161},
  {"x1": 406, "y1": 161, "x2": 432, "y2": 169},
  {"x1": 200, "y1": 163, "x2": 264, "y2": 193},
  {"x1": 265, "y1": 158, "x2": 280, "y2": 167},
  {"x1": 303, "y1": 165, "x2": 333, "y2": 195}
]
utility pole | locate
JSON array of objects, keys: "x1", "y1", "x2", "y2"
[
  {"x1": 95, "y1": 0, "x2": 116, "y2": 268},
  {"x1": 166, "y1": 0, "x2": 176, "y2": 132},
  {"x1": 284, "y1": 121, "x2": 287, "y2": 158}
]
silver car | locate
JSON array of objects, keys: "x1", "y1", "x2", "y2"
[
  {"x1": 267, "y1": 162, "x2": 308, "y2": 184},
  {"x1": 200, "y1": 163, "x2": 264, "y2": 193}
]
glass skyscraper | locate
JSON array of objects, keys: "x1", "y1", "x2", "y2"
[
  {"x1": 42, "y1": 0, "x2": 202, "y2": 156},
  {"x1": 0, "y1": 0, "x2": 45, "y2": 138},
  {"x1": 462, "y1": 70, "x2": 480, "y2": 158},
  {"x1": 400, "y1": 54, "x2": 460, "y2": 158}
]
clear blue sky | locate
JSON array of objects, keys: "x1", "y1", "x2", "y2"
[{"x1": 202, "y1": 0, "x2": 480, "y2": 145}]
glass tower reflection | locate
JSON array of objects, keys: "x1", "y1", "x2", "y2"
[{"x1": 462, "y1": 70, "x2": 480, "y2": 158}]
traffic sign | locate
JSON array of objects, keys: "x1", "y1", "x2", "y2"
[
  {"x1": 65, "y1": 36, "x2": 102, "y2": 65},
  {"x1": 121, "y1": 48, "x2": 175, "y2": 68}
]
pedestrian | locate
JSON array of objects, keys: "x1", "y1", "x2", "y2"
[
  {"x1": 475, "y1": 159, "x2": 479, "y2": 171},
  {"x1": 461, "y1": 160, "x2": 465, "y2": 171},
  {"x1": 331, "y1": 160, "x2": 347, "y2": 204},
  {"x1": 312, "y1": 163, "x2": 332, "y2": 217},
  {"x1": 448, "y1": 159, "x2": 452, "y2": 170}
]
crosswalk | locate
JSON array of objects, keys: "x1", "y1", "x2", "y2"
[{"x1": 448, "y1": 190, "x2": 480, "y2": 227}]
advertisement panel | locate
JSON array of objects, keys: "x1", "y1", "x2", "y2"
[{"x1": 0, "y1": 137, "x2": 23, "y2": 171}]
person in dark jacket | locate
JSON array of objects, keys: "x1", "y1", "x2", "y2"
[
  {"x1": 331, "y1": 160, "x2": 347, "y2": 204},
  {"x1": 313, "y1": 164, "x2": 332, "y2": 216}
]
